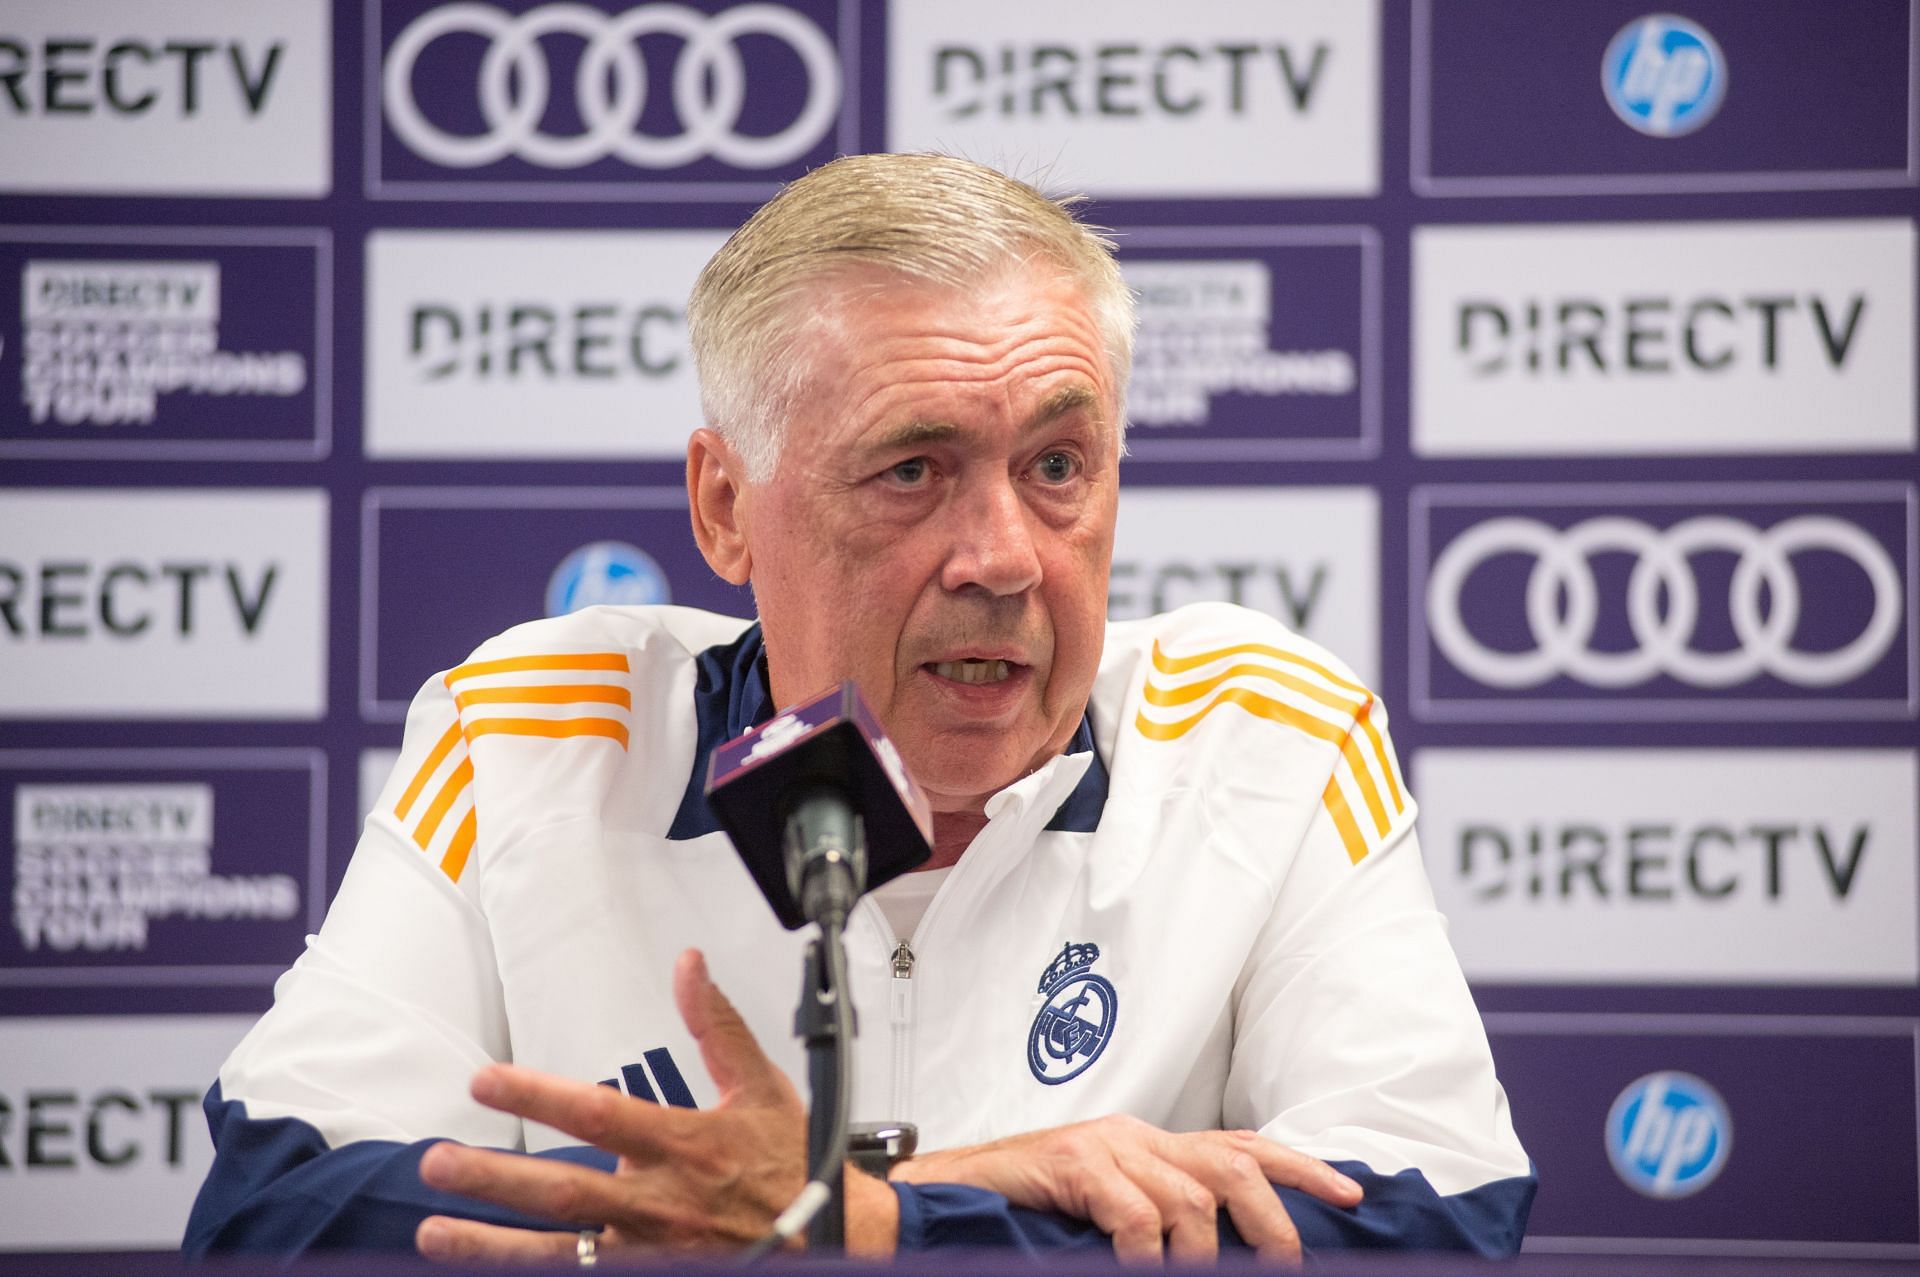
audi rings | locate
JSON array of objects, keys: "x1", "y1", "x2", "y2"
[
  {"x1": 384, "y1": 3, "x2": 842, "y2": 169},
  {"x1": 1427, "y1": 516, "x2": 1903, "y2": 690}
]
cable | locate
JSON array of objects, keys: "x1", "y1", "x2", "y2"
[{"x1": 737, "y1": 1183, "x2": 829, "y2": 1263}]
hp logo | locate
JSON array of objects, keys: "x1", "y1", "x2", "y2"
[
  {"x1": 1605, "y1": 1071, "x2": 1731, "y2": 1199},
  {"x1": 546, "y1": 541, "x2": 672, "y2": 616},
  {"x1": 1602, "y1": 15, "x2": 1727, "y2": 138}
]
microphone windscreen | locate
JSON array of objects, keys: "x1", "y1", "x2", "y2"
[{"x1": 706, "y1": 682, "x2": 934, "y2": 930}]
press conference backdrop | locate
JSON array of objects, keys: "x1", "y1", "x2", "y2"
[{"x1": 0, "y1": 0, "x2": 1914, "y2": 1258}]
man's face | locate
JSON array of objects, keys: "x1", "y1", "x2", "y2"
[{"x1": 727, "y1": 265, "x2": 1120, "y2": 814}]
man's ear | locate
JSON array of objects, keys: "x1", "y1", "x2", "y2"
[{"x1": 687, "y1": 428, "x2": 752, "y2": 586}]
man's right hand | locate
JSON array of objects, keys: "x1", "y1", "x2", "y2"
[{"x1": 888, "y1": 1116, "x2": 1362, "y2": 1264}]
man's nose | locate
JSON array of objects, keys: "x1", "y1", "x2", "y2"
[{"x1": 941, "y1": 475, "x2": 1042, "y2": 597}]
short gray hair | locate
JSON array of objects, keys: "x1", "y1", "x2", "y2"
[{"x1": 686, "y1": 152, "x2": 1134, "y2": 482}]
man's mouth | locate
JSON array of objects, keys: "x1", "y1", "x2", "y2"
[{"x1": 929, "y1": 659, "x2": 1014, "y2": 685}]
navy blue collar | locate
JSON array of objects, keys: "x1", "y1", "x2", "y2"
[
  {"x1": 1045, "y1": 714, "x2": 1107, "y2": 833},
  {"x1": 667, "y1": 623, "x2": 1109, "y2": 840}
]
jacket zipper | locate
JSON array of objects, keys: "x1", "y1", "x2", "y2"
[{"x1": 889, "y1": 939, "x2": 915, "y2": 1119}]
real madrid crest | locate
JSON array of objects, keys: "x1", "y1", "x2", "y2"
[{"x1": 1028, "y1": 941, "x2": 1118, "y2": 1085}]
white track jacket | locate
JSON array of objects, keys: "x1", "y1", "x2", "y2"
[{"x1": 187, "y1": 603, "x2": 1534, "y2": 1256}]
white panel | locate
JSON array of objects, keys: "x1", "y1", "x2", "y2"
[
  {"x1": 1112, "y1": 486, "x2": 1378, "y2": 685},
  {"x1": 0, "y1": 1015, "x2": 256, "y2": 1249},
  {"x1": 1413, "y1": 219, "x2": 1917, "y2": 456},
  {"x1": 0, "y1": 0, "x2": 329, "y2": 197},
  {"x1": 1416, "y1": 748, "x2": 1920, "y2": 983},
  {"x1": 888, "y1": 0, "x2": 1378, "y2": 198},
  {"x1": 0, "y1": 489, "x2": 328, "y2": 718},
  {"x1": 364, "y1": 230, "x2": 725, "y2": 458}
]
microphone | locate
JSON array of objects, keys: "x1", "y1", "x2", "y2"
[{"x1": 705, "y1": 681, "x2": 934, "y2": 931}]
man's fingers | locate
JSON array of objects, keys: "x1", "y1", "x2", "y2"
[
  {"x1": 1215, "y1": 1150, "x2": 1304, "y2": 1264},
  {"x1": 467, "y1": 1064, "x2": 696, "y2": 1158},
  {"x1": 415, "y1": 1216, "x2": 577, "y2": 1265},
  {"x1": 1113, "y1": 1150, "x2": 1218, "y2": 1264},
  {"x1": 1139, "y1": 1130, "x2": 1332, "y2": 1263},
  {"x1": 1225, "y1": 1130, "x2": 1363, "y2": 1206},
  {"x1": 671, "y1": 948, "x2": 720, "y2": 1041},
  {"x1": 673, "y1": 948, "x2": 790, "y2": 1106},
  {"x1": 420, "y1": 1141, "x2": 642, "y2": 1227},
  {"x1": 1080, "y1": 1172, "x2": 1165, "y2": 1264}
]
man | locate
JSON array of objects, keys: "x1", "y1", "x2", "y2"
[{"x1": 186, "y1": 154, "x2": 1533, "y2": 1262}]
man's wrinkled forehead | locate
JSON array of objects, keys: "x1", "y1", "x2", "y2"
[
  {"x1": 785, "y1": 263, "x2": 1121, "y2": 419},
  {"x1": 861, "y1": 384, "x2": 1104, "y2": 455}
]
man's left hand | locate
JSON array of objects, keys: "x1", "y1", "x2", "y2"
[
  {"x1": 413, "y1": 949, "x2": 899, "y2": 1261},
  {"x1": 890, "y1": 1115, "x2": 1363, "y2": 1263}
]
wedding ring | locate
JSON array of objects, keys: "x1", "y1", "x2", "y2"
[{"x1": 576, "y1": 1229, "x2": 598, "y2": 1267}]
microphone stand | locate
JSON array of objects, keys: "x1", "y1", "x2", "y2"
[
  {"x1": 742, "y1": 788, "x2": 860, "y2": 1258},
  {"x1": 795, "y1": 921, "x2": 853, "y2": 1249},
  {"x1": 733, "y1": 833, "x2": 856, "y2": 1259}
]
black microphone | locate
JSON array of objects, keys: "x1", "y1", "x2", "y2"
[{"x1": 705, "y1": 681, "x2": 934, "y2": 931}]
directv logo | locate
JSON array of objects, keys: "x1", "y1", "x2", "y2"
[
  {"x1": 1602, "y1": 15, "x2": 1727, "y2": 138},
  {"x1": 1605, "y1": 1071, "x2": 1732, "y2": 1199},
  {"x1": 545, "y1": 542, "x2": 671, "y2": 617}
]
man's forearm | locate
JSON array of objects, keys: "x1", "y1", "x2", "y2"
[{"x1": 186, "y1": 1088, "x2": 616, "y2": 1257}]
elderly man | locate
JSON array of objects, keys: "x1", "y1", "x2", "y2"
[{"x1": 186, "y1": 154, "x2": 1533, "y2": 1262}]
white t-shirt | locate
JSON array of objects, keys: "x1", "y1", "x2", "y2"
[{"x1": 870, "y1": 866, "x2": 953, "y2": 943}]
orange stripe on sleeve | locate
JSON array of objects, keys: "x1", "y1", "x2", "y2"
[
  {"x1": 412, "y1": 757, "x2": 473, "y2": 852},
  {"x1": 1151, "y1": 640, "x2": 1370, "y2": 699},
  {"x1": 1147, "y1": 639, "x2": 1408, "y2": 819},
  {"x1": 1322, "y1": 775, "x2": 1370, "y2": 864},
  {"x1": 453, "y1": 684, "x2": 632, "y2": 711},
  {"x1": 1356, "y1": 709, "x2": 1405, "y2": 813},
  {"x1": 1142, "y1": 661, "x2": 1362, "y2": 717},
  {"x1": 464, "y1": 717, "x2": 631, "y2": 749},
  {"x1": 394, "y1": 721, "x2": 463, "y2": 822},
  {"x1": 439, "y1": 808, "x2": 478, "y2": 883},
  {"x1": 444, "y1": 652, "x2": 629, "y2": 688},
  {"x1": 1136, "y1": 687, "x2": 1347, "y2": 747},
  {"x1": 1340, "y1": 735, "x2": 1393, "y2": 837},
  {"x1": 1138, "y1": 686, "x2": 1396, "y2": 837}
]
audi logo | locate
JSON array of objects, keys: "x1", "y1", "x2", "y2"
[
  {"x1": 1426, "y1": 515, "x2": 1904, "y2": 690},
  {"x1": 383, "y1": 3, "x2": 842, "y2": 170}
]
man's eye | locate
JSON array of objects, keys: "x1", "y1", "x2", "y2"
[
  {"x1": 1034, "y1": 451, "x2": 1078, "y2": 483},
  {"x1": 888, "y1": 458, "x2": 929, "y2": 485}
]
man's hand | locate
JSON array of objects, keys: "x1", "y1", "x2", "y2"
[
  {"x1": 891, "y1": 1115, "x2": 1362, "y2": 1264},
  {"x1": 413, "y1": 949, "x2": 900, "y2": 1261}
]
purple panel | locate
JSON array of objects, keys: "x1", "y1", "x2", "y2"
[
  {"x1": 365, "y1": 492, "x2": 752, "y2": 710},
  {"x1": 1121, "y1": 237, "x2": 1372, "y2": 459},
  {"x1": 0, "y1": 755, "x2": 320, "y2": 991},
  {"x1": 1493, "y1": 1026, "x2": 1920, "y2": 1244},
  {"x1": 373, "y1": 0, "x2": 849, "y2": 194},
  {"x1": 1422, "y1": 0, "x2": 1913, "y2": 187},
  {"x1": 0, "y1": 236, "x2": 323, "y2": 458},
  {"x1": 1413, "y1": 486, "x2": 1914, "y2": 717}
]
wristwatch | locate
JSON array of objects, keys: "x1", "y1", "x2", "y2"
[{"x1": 848, "y1": 1121, "x2": 918, "y2": 1177}]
